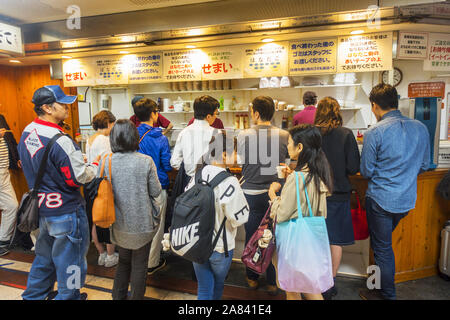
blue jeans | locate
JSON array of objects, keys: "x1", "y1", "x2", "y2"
[
  {"x1": 22, "y1": 206, "x2": 90, "y2": 300},
  {"x1": 193, "y1": 250, "x2": 234, "y2": 300},
  {"x1": 365, "y1": 197, "x2": 408, "y2": 300}
]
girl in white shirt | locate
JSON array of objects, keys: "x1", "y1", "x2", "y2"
[
  {"x1": 185, "y1": 132, "x2": 249, "y2": 300},
  {"x1": 86, "y1": 110, "x2": 117, "y2": 267}
]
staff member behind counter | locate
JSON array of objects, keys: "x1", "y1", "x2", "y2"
[{"x1": 130, "y1": 96, "x2": 174, "y2": 135}]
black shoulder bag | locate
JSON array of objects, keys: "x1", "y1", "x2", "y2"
[{"x1": 16, "y1": 133, "x2": 64, "y2": 233}]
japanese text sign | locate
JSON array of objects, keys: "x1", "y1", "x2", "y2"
[
  {"x1": 337, "y1": 32, "x2": 393, "y2": 73},
  {"x1": 201, "y1": 46, "x2": 243, "y2": 80},
  {"x1": 424, "y1": 33, "x2": 450, "y2": 71},
  {"x1": 127, "y1": 53, "x2": 163, "y2": 83},
  {"x1": 244, "y1": 42, "x2": 289, "y2": 78},
  {"x1": 289, "y1": 38, "x2": 337, "y2": 75},
  {"x1": 163, "y1": 50, "x2": 202, "y2": 82},
  {"x1": 94, "y1": 55, "x2": 129, "y2": 85},
  {"x1": 0, "y1": 22, "x2": 23, "y2": 55},
  {"x1": 408, "y1": 82, "x2": 446, "y2": 99},
  {"x1": 63, "y1": 58, "x2": 96, "y2": 87},
  {"x1": 398, "y1": 32, "x2": 428, "y2": 59}
]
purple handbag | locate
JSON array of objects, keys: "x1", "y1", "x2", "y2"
[{"x1": 241, "y1": 204, "x2": 276, "y2": 275}]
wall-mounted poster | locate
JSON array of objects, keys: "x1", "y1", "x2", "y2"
[
  {"x1": 62, "y1": 57, "x2": 97, "y2": 87},
  {"x1": 94, "y1": 55, "x2": 129, "y2": 85},
  {"x1": 127, "y1": 53, "x2": 163, "y2": 83},
  {"x1": 424, "y1": 33, "x2": 450, "y2": 71},
  {"x1": 162, "y1": 49, "x2": 203, "y2": 82},
  {"x1": 201, "y1": 46, "x2": 243, "y2": 80},
  {"x1": 398, "y1": 32, "x2": 428, "y2": 60},
  {"x1": 337, "y1": 32, "x2": 393, "y2": 73},
  {"x1": 289, "y1": 38, "x2": 337, "y2": 75},
  {"x1": 244, "y1": 42, "x2": 289, "y2": 78}
]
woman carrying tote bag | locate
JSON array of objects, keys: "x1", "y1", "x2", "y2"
[{"x1": 269, "y1": 124, "x2": 334, "y2": 300}]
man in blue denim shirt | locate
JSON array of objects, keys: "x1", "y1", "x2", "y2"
[{"x1": 359, "y1": 84, "x2": 430, "y2": 300}]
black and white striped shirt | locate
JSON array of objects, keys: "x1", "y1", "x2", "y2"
[{"x1": 0, "y1": 137, "x2": 9, "y2": 169}]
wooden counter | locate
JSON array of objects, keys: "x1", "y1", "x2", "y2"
[{"x1": 170, "y1": 167, "x2": 450, "y2": 282}]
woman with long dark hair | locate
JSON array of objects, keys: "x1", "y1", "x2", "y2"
[
  {"x1": 314, "y1": 97, "x2": 360, "y2": 299},
  {"x1": 269, "y1": 124, "x2": 333, "y2": 300}
]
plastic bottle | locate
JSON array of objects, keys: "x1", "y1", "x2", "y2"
[
  {"x1": 235, "y1": 114, "x2": 240, "y2": 129},
  {"x1": 239, "y1": 114, "x2": 244, "y2": 130},
  {"x1": 244, "y1": 114, "x2": 249, "y2": 129},
  {"x1": 219, "y1": 96, "x2": 224, "y2": 111},
  {"x1": 281, "y1": 115, "x2": 288, "y2": 129},
  {"x1": 230, "y1": 96, "x2": 237, "y2": 111}
]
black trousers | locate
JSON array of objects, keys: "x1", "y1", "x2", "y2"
[
  {"x1": 244, "y1": 193, "x2": 276, "y2": 285},
  {"x1": 112, "y1": 241, "x2": 152, "y2": 300}
]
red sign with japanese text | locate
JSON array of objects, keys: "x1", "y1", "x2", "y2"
[{"x1": 408, "y1": 82, "x2": 445, "y2": 98}]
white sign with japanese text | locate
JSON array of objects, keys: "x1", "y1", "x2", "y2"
[
  {"x1": 0, "y1": 22, "x2": 23, "y2": 55},
  {"x1": 62, "y1": 58, "x2": 97, "y2": 87},
  {"x1": 398, "y1": 32, "x2": 428, "y2": 59},
  {"x1": 201, "y1": 46, "x2": 243, "y2": 80},
  {"x1": 289, "y1": 38, "x2": 337, "y2": 75},
  {"x1": 162, "y1": 49, "x2": 203, "y2": 82},
  {"x1": 127, "y1": 53, "x2": 163, "y2": 83},
  {"x1": 424, "y1": 33, "x2": 450, "y2": 71},
  {"x1": 337, "y1": 32, "x2": 393, "y2": 73},
  {"x1": 94, "y1": 55, "x2": 129, "y2": 85},
  {"x1": 243, "y1": 42, "x2": 289, "y2": 78}
]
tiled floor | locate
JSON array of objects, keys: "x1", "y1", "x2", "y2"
[{"x1": 0, "y1": 257, "x2": 197, "y2": 300}]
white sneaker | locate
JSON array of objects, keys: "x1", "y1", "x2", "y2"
[
  {"x1": 98, "y1": 252, "x2": 107, "y2": 266},
  {"x1": 104, "y1": 253, "x2": 119, "y2": 267}
]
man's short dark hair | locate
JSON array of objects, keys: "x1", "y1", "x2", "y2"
[
  {"x1": 134, "y1": 98, "x2": 158, "y2": 122},
  {"x1": 251, "y1": 96, "x2": 275, "y2": 121},
  {"x1": 194, "y1": 95, "x2": 219, "y2": 120},
  {"x1": 92, "y1": 110, "x2": 116, "y2": 131},
  {"x1": 110, "y1": 119, "x2": 139, "y2": 153},
  {"x1": 369, "y1": 83, "x2": 398, "y2": 111}
]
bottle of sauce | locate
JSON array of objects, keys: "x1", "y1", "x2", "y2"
[
  {"x1": 281, "y1": 115, "x2": 288, "y2": 129},
  {"x1": 235, "y1": 114, "x2": 240, "y2": 129},
  {"x1": 239, "y1": 114, "x2": 244, "y2": 130},
  {"x1": 243, "y1": 114, "x2": 249, "y2": 129}
]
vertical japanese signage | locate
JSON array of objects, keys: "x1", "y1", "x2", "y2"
[
  {"x1": 63, "y1": 58, "x2": 96, "y2": 87},
  {"x1": 244, "y1": 42, "x2": 289, "y2": 78},
  {"x1": 289, "y1": 38, "x2": 337, "y2": 75},
  {"x1": 337, "y1": 32, "x2": 393, "y2": 73},
  {"x1": 0, "y1": 22, "x2": 23, "y2": 55},
  {"x1": 94, "y1": 55, "x2": 129, "y2": 85},
  {"x1": 127, "y1": 53, "x2": 163, "y2": 83},
  {"x1": 162, "y1": 50, "x2": 203, "y2": 82},
  {"x1": 398, "y1": 32, "x2": 428, "y2": 59},
  {"x1": 201, "y1": 47, "x2": 243, "y2": 80},
  {"x1": 424, "y1": 33, "x2": 450, "y2": 71}
]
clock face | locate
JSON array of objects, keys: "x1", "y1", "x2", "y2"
[{"x1": 382, "y1": 68, "x2": 402, "y2": 87}]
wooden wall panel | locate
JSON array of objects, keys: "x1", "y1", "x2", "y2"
[{"x1": 0, "y1": 64, "x2": 80, "y2": 202}]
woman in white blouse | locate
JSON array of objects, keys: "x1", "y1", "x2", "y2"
[{"x1": 86, "y1": 110, "x2": 117, "y2": 267}]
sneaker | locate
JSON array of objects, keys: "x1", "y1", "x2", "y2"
[
  {"x1": 104, "y1": 253, "x2": 119, "y2": 268},
  {"x1": 322, "y1": 285, "x2": 338, "y2": 300},
  {"x1": 80, "y1": 292, "x2": 88, "y2": 300},
  {"x1": 266, "y1": 285, "x2": 278, "y2": 296},
  {"x1": 359, "y1": 288, "x2": 385, "y2": 300},
  {"x1": 245, "y1": 277, "x2": 259, "y2": 290},
  {"x1": 98, "y1": 252, "x2": 107, "y2": 266},
  {"x1": 0, "y1": 247, "x2": 10, "y2": 257},
  {"x1": 0, "y1": 240, "x2": 10, "y2": 248},
  {"x1": 147, "y1": 258, "x2": 166, "y2": 275}
]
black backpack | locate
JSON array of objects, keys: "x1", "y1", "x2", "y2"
[{"x1": 170, "y1": 167, "x2": 232, "y2": 264}]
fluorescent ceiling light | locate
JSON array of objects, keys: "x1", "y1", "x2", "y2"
[
  {"x1": 186, "y1": 45, "x2": 196, "y2": 49},
  {"x1": 261, "y1": 38, "x2": 274, "y2": 43},
  {"x1": 119, "y1": 51, "x2": 129, "y2": 54},
  {"x1": 350, "y1": 30, "x2": 364, "y2": 35},
  {"x1": 9, "y1": 60, "x2": 21, "y2": 63},
  {"x1": 62, "y1": 55, "x2": 72, "y2": 59}
]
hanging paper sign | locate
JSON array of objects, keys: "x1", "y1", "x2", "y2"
[
  {"x1": 289, "y1": 38, "x2": 337, "y2": 75},
  {"x1": 127, "y1": 53, "x2": 163, "y2": 83},
  {"x1": 0, "y1": 22, "x2": 23, "y2": 55},
  {"x1": 163, "y1": 49, "x2": 203, "y2": 82},
  {"x1": 398, "y1": 32, "x2": 428, "y2": 60},
  {"x1": 424, "y1": 33, "x2": 450, "y2": 71},
  {"x1": 337, "y1": 32, "x2": 393, "y2": 73},
  {"x1": 62, "y1": 57, "x2": 97, "y2": 87},
  {"x1": 244, "y1": 42, "x2": 289, "y2": 78},
  {"x1": 201, "y1": 46, "x2": 243, "y2": 80},
  {"x1": 94, "y1": 55, "x2": 129, "y2": 85}
]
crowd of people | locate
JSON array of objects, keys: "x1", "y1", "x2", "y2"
[{"x1": 0, "y1": 82, "x2": 431, "y2": 301}]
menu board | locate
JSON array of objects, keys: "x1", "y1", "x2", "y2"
[
  {"x1": 424, "y1": 33, "x2": 450, "y2": 71},
  {"x1": 128, "y1": 53, "x2": 163, "y2": 83},
  {"x1": 62, "y1": 57, "x2": 97, "y2": 87},
  {"x1": 337, "y1": 32, "x2": 393, "y2": 73},
  {"x1": 398, "y1": 32, "x2": 428, "y2": 60},
  {"x1": 162, "y1": 50, "x2": 203, "y2": 82},
  {"x1": 201, "y1": 46, "x2": 243, "y2": 80},
  {"x1": 243, "y1": 42, "x2": 289, "y2": 78},
  {"x1": 94, "y1": 55, "x2": 129, "y2": 85},
  {"x1": 289, "y1": 38, "x2": 337, "y2": 75}
]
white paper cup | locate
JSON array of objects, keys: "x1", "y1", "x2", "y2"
[{"x1": 276, "y1": 166, "x2": 286, "y2": 179}]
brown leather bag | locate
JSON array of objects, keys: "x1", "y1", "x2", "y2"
[{"x1": 92, "y1": 153, "x2": 115, "y2": 228}]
